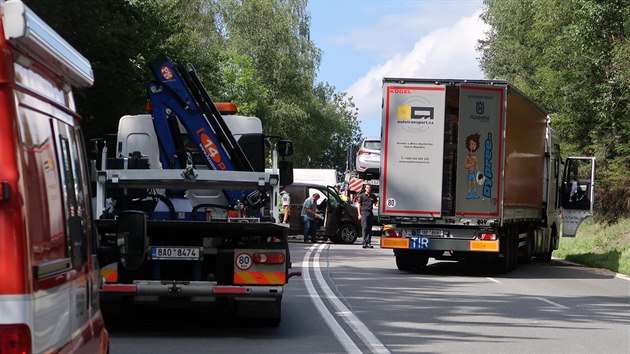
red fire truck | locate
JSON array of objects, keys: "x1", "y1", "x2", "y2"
[{"x1": 0, "y1": 1, "x2": 109, "y2": 352}]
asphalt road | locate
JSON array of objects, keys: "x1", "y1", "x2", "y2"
[{"x1": 107, "y1": 238, "x2": 630, "y2": 353}]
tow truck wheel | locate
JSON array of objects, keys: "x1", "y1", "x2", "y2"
[
  {"x1": 234, "y1": 299, "x2": 281, "y2": 327},
  {"x1": 336, "y1": 223, "x2": 359, "y2": 244}
]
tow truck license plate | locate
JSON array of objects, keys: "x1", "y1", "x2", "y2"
[{"x1": 150, "y1": 247, "x2": 202, "y2": 260}]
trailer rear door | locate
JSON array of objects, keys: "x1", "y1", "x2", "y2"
[
  {"x1": 380, "y1": 82, "x2": 445, "y2": 217},
  {"x1": 455, "y1": 84, "x2": 506, "y2": 218}
]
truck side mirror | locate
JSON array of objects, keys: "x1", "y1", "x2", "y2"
[
  {"x1": 277, "y1": 140, "x2": 293, "y2": 157},
  {"x1": 90, "y1": 138, "x2": 105, "y2": 158},
  {"x1": 279, "y1": 160, "x2": 293, "y2": 186},
  {"x1": 117, "y1": 210, "x2": 147, "y2": 271}
]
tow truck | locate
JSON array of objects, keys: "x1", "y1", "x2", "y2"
[{"x1": 92, "y1": 54, "x2": 296, "y2": 325}]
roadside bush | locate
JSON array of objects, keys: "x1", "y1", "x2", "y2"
[{"x1": 594, "y1": 177, "x2": 630, "y2": 224}]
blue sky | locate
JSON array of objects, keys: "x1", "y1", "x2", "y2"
[{"x1": 307, "y1": 0, "x2": 487, "y2": 137}]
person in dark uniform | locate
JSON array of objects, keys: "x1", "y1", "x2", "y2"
[{"x1": 356, "y1": 184, "x2": 377, "y2": 248}]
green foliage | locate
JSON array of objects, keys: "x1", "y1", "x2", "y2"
[
  {"x1": 479, "y1": 0, "x2": 630, "y2": 220},
  {"x1": 555, "y1": 218, "x2": 630, "y2": 276},
  {"x1": 25, "y1": 0, "x2": 361, "y2": 173}
]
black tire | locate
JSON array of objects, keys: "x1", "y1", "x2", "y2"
[
  {"x1": 537, "y1": 226, "x2": 556, "y2": 262},
  {"x1": 511, "y1": 225, "x2": 519, "y2": 270},
  {"x1": 395, "y1": 253, "x2": 414, "y2": 271},
  {"x1": 336, "y1": 223, "x2": 359, "y2": 244},
  {"x1": 498, "y1": 226, "x2": 514, "y2": 274},
  {"x1": 234, "y1": 299, "x2": 282, "y2": 327},
  {"x1": 537, "y1": 251, "x2": 552, "y2": 262},
  {"x1": 395, "y1": 250, "x2": 428, "y2": 271},
  {"x1": 520, "y1": 224, "x2": 534, "y2": 264}
]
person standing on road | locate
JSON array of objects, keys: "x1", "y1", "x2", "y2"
[
  {"x1": 356, "y1": 184, "x2": 377, "y2": 248},
  {"x1": 301, "y1": 193, "x2": 323, "y2": 243},
  {"x1": 279, "y1": 185, "x2": 291, "y2": 224}
]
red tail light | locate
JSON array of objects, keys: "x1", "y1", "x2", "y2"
[
  {"x1": 383, "y1": 225, "x2": 402, "y2": 238},
  {"x1": 253, "y1": 253, "x2": 285, "y2": 264},
  {"x1": 0, "y1": 324, "x2": 31, "y2": 354},
  {"x1": 478, "y1": 233, "x2": 497, "y2": 241}
]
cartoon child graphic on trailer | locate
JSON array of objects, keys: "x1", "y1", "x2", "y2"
[{"x1": 464, "y1": 133, "x2": 482, "y2": 199}]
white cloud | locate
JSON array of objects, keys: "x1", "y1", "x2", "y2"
[{"x1": 346, "y1": 10, "x2": 489, "y2": 136}]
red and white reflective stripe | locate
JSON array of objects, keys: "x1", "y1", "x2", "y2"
[
  {"x1": 213, "y1": 286, "x2": 248, "y2": 294},
  {"x1": 102, "y1": 284, "x2": 137, "y2": 293},
  {"x1": 349, "y1": 178, "x2": 364, "y2": 192}
]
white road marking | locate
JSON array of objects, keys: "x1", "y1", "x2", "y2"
[
  {"x1": 534, "y1": 297, "x2": 568, "y2": 309},
  {"x1": 486, "y1": 277, "x2": 502, "y2": 283},
  {"x1": 307, "y1": 244, "x2": 390, "y2": 354},
  {"x1": 313, "y1": 245, "x2": 391, "y2": 354},
  {"x1": 615, "y1": 273, "x2": 630, "y2": 282},
  {"x1": 302, "y1": 246, "x2": 361, "y2": 353}
]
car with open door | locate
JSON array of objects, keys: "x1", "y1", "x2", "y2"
[{"x1": 285, "y1": 182, "x2": 360, "y2": 244}]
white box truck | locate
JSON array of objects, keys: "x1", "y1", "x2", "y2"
[{"x1": 379, "y1": 78, "x2": 595, "y2": 273}]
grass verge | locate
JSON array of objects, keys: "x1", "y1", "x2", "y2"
[{"x1": 555, "y1": 218, "x2": 630, "y2": 276}]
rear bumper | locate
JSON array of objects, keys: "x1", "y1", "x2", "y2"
[
  {"x1": 380, "y1": 236, "x2": 499, "y2": 253},
  {"x1": 101, "y1": 280, "x2": 283, "y2": 300}
]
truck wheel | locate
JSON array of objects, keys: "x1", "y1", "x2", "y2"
[
  {"x1": 336, "y1": 223, "x2": 359, "y2": 244},
  {"x1": 395, "y1": 254, "x2": 414, "y2": 271},
  {"x1": 537, "y1": 226, "x2": 555, "y2": 262},
  {"x1": 395, "y1": 250, "x2": 428, "y2": 271},
  {"x1": 520, "y1": 224, "x2": 534, "y2": 264},
  {"x1": 498, "y1": 226, "x2": 516, "y2": 274}
]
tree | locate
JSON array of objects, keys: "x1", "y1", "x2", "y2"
[
  {"x1": 210, "y1": 0, "x2": 361, "y2": 170},
  {"x1": 25, "y1": 0, "x2": 361, "y2": 173},
  {"x1": 479, "y1": 0, "x2": 630, "y2": 219}
]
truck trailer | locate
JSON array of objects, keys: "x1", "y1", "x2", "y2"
[{"x1": 378, "y1": 78, "x2": 595, "y2": 273}]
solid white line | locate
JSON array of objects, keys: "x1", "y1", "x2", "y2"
[
  {"x1": 615, "y1": 273, "x2": 630, "y2": 282},
  {"x1": 313, "y1": 244, "x2": 391, "y2": 354},
  {"x1": 486, "y1": 277, "x2": 502, "y2": 284},
  {"x1": 302, "y1": 246, "x2": 362, "y2": 353},
  {"x1": 534, "y1": 297, "x2": 568, "y2": 309}
]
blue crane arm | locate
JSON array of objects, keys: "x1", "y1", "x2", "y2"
[
  {"x1": 147, "y1": 54, "x2": 253, "y2": 172},
  {"x1": 145, "y1": 54, "x2": 264, "y2": 209}
]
